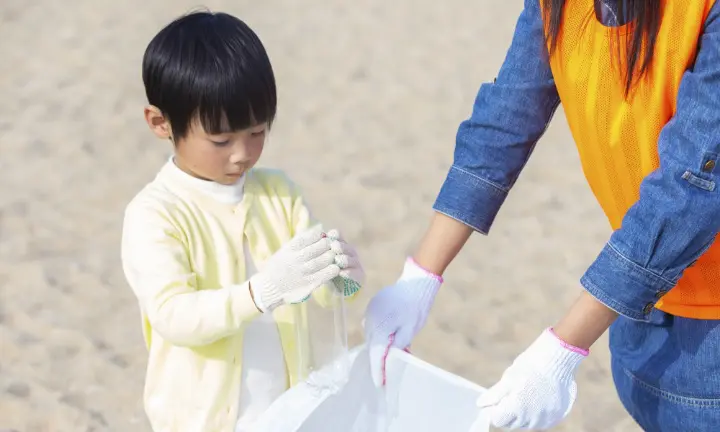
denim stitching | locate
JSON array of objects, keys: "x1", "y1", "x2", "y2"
[
  {"x1": 681, "y1": 170, "x2": 716, "y2": 192},
  {"x1": 581, "y1": 275, "x2": 650, "y2": 322},
  {"x1": 606, "y1": 242, "x2": 677, "y2": 287},
  {"x1": 508, "y1": 95, "x2": 561, "y2": 189},
  {"x1": 450, "y1": 165, "x2": 509, "y2": 194},
  {"x1": 623, "y1": 368, "x2": 720, "y2": 407}
]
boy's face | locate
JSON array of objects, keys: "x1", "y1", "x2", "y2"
[{"x1": 145, "y1": 107, "x2": 266, "y2": 185}]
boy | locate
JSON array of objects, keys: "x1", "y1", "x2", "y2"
[{"x1": 121, "y1": 10, "x2": 364, "y2": 432}]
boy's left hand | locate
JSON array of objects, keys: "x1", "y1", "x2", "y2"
[{"x1": 327, "y1": 229, "x2": 365, "y2": 295}]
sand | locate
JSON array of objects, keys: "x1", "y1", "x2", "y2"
[{"x1": 0, "y1": 0, "x2": 641, "y2": 430}]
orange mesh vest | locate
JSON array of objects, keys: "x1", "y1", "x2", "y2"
[{"x1": 545, "y1": 0, "x2": 720, "y2": 319}]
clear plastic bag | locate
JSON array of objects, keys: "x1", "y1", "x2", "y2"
[{"x1": 293, "y1": 282, "x2": 351, "y2": 393}]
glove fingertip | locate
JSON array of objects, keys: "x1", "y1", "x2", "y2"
[
  {"x1": 334, "y1": 253, "x2": 348, "y2": 269},
  {"x1": 391, "y1": 325, "x2": 416, "y2": 351},
  {"x1": 476, "y1": 399, "x2": 493, "y2": 409},
  {"x1": 291, "y1": 224, "x2": 324, "y2": 250},
  {"x1": 476, "y1": 395, "x2": 491, "y2": 409},
  {"x1": 476, "y1": 386, "x2": 505, "y2": 408},
  {"x1": 368, "y1": 341, "x2": 389, "y2": 387}
]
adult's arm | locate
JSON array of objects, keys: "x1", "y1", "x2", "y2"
[
  {"x1": 578, "y1": 2, "x2": 720, "y2": 324},
  {"x1": 416, "y1": 0, "x2": 560, "y2": 275}
]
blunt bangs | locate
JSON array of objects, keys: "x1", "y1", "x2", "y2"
[{"x1": 142, "y1": 11, "x2": 277, "y2": 139}]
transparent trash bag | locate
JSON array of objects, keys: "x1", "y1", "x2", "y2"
[{"x1": 293, "y1": 280, "x2": 351, "y2": 394}]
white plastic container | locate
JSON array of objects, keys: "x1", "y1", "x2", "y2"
[{"x1": 253, "y1": 344, "x2": 489, "y2": 432}]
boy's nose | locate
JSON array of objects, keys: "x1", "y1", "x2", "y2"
[{"x1": 229, "y1": 151, "x2": 250, "y2": 164}]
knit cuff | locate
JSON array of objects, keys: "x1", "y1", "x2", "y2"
[
  {"x1": 249, "y1": 273, "x2": 282, "y2": 313},
  {"x1": 400, "y1": 257, "x2": 442, "y2": 309},
  {"x1": 406, "y1": 257, "x2": 444, "y2": 283},
  {"x1": 548, "y1": 327, "x2": 590, "y2": 356},
  {"x1": 535, "y1": 328, "x2": 587, "y2": 381},
  {"x1": 402, "y1": 257, "x2": 444, "y2": 284}
]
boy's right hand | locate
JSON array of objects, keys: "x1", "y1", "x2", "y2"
[
  {"x1": 249, "y1": 225, "x2": 340, "y2": 312},
  {"x1": 363, "y1": 257, "x2": 443, "y2": 387}
]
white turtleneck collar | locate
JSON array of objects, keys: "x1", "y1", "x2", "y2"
[{"x1": 163, "y1": 155, "x2": 246, "y2": 205}]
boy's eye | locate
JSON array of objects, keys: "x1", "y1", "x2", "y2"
[
  {"x1": 210, "y1": 139, "x2": 230, "y2": 146},
  {"x1": 251, "y1": 130, "x2": 266, "y2": 137}
]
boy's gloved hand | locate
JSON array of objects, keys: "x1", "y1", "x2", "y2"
[
  {"x1": 363, "y1": 257, "x2": 442, "y2": 387},
  {"x1": 475, "y1": 328, "x2": 587, "y2": 430},
  {"x1": 250, "y1": 225, "x2": 339, "y2": 312},
  {"x1": 326, "y1": 229, "x2": 365, "y2": 296}
]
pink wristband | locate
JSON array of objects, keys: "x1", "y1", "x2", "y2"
[
  {"x1": 407, "y1": 257, "x2": 444, "y2": 283},
  {"x1": 549, "y1": 328, "x2": 590, "y2": 356}
]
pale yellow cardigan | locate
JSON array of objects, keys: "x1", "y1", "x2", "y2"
[{"x1": 121, "y1": 162, "x2": 352, "y2": 432}]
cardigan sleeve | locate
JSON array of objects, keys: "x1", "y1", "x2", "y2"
[{"x1": 121, "y1": 201, "x2": 260, "y2": 347}]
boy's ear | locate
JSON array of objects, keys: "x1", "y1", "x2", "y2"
[{"x1": 144, "y1": 105, "x2": 173, "y2": 140}]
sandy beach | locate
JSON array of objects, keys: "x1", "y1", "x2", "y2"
[{"x1": 0, "y1": 0, "x2": 641, "y2": 430}]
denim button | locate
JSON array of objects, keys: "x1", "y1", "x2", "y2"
[
  {"x1": 643, "y1": 302, "x2": 654, "y2": 315},
  {"x1": 656, "y1": 290, "x2": 668, "y2": 299},
  {"x1": 704, "y1": 160, "x2": 716, "y2": 172}
]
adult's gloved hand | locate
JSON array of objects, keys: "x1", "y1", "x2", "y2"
[{"x1": 363, "y1": 257, "x2": 443, "y2": 386}]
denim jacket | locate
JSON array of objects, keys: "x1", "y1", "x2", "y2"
[{"x1": 433, "y1": 0, "x2": 720, "y2": 321}]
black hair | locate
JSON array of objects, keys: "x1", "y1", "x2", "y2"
[
  {"x1": 544, "y1": 0, "x2": 662, "y2": 96},
  {"x1": 142, "y1": 10, "x2": 277, "y2": 140}
]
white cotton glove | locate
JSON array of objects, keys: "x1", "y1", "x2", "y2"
[
  {"x1": 326, "y1": 229, "x2": 365, "y2": 296},
  {"x1": 250, "y1": 225, "x2": 340, "y2": 312},
  {"x1": 476, "y1": 328, "x2": 587, "y2": 430},
  {"x1": 363, "y1": 257, "x2": 442, "y2": 387}
]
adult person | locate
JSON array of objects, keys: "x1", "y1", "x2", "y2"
[{"x1": 364, "y1": 0, "x2": 720, "y2": 430}]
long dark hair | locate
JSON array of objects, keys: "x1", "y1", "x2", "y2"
[{"x1": 544, "y1": 0, "x2": 662, "y2": 95}]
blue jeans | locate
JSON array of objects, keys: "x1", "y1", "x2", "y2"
[{"x1": 610, "y1": 310, "x2": 720, "y2": 431}]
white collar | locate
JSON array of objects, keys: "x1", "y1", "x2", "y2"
[{"x1": 163, "y1": 155, "x2": 245, "y2": 204}]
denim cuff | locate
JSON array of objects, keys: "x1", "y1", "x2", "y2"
[
  {"x1": 581, "y1": 242, "x2": 676, "y2": 322},
  {"x1": 432, "y1": 165, "x2": 508, "y2": 234}
]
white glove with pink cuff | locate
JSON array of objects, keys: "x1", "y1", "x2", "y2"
[
  {"x1": 476, "y1": 328, "x2": 587, "y2": 430},
  {"x1": 363, "y1": 257, "x2": 443, "y2": 387}
]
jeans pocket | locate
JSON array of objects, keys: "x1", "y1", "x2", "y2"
[
  {"x1": 614, "y1": 363, "x2": 720, "y2": 432},
  {"x1": 623, "y1": 367, "x2": 720, "y2": 408}
]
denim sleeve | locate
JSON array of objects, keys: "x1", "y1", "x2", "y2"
[
  {"x1": 433, "y1": 0, "x2": 560, "y2": 234},
  {"x1": 582, "y1": 3, "x2": 720, "y2": 321}
]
